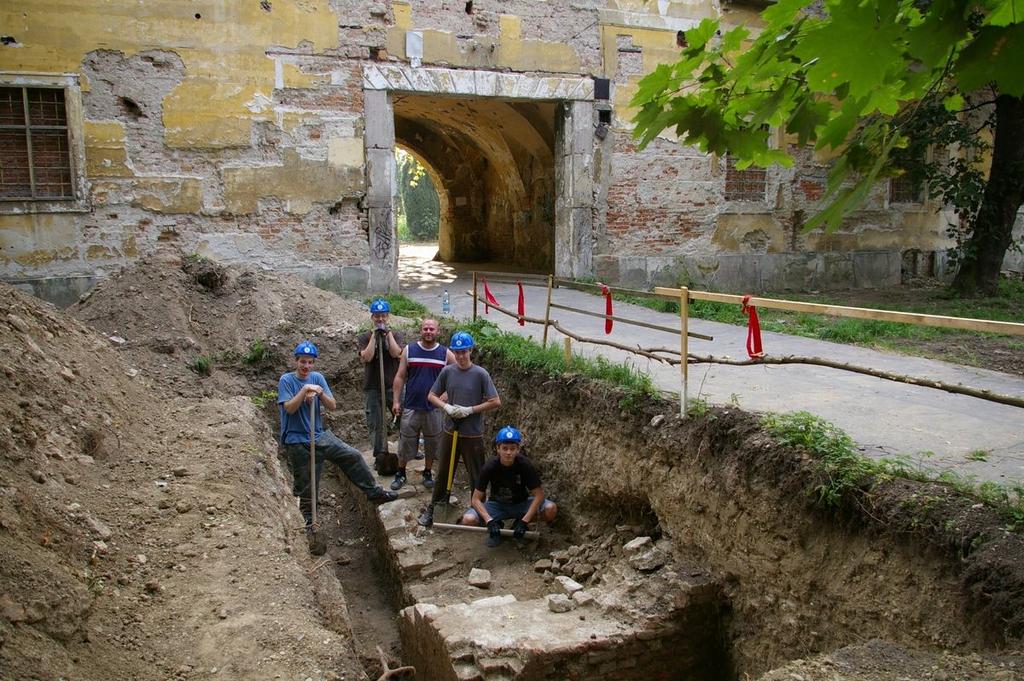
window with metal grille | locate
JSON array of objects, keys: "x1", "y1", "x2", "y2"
[
  {"x1": 888, "y1": 173, "x2": 923, "y2": 204},
  {"x1": 724, "y1": 155, "x2": 766, "y2": 201},
  {"x1": 1, "y1": 86, "x2": 74, "y2": 199}
]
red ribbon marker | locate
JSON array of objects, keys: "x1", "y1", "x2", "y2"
[
  {"x1": 517, "y1": 282, "x2": 525, "y2": 326},
  {"x1": 742, "y1": 294, "x2": 765, "y2": 358},
  {"x1": 601, "y1": 284, "x2": 613, "y2": 334},
  {"x1": 482, "y1": 277, "x2": 500, "y2": 314}
]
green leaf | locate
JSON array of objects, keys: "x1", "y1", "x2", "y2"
[
  {"x1": 720, "y1": 25, "x2": 750, "y2": 53},
  {"x1": 943, "y1": 93, "x2": 965, "y2": 111},
  {"x1": 686, "y1": 19, "x2": 720, "y2": 51},
  {"x1": 905, "y1": 0, "x2": 970, "y2": 67},
  {"x1": 796, "y1": 1, "x2": 906, "y2": 99},
  {"x1": 956, "y1": 23, "x2": 1024, "y2": 96},
  {"x1": 985, "y1": 0, "x2": 1022, "y2": 26},
  {"x1": 786, "y1": 98, "x2": 830, "y2": 147},
  {"x1": 763, "y1": 0, "x2": 813, "y2": 30}
]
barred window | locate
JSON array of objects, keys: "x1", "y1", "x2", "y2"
[
  {"x1": 724, "y1": 156, "x2": 766, "y2": 201},
  {"x1": 889, "y1": 173, "x2": 923, "y2": 204},
  {"x1": 1, "y1": 86, "x2": 75, "y2": 199}
]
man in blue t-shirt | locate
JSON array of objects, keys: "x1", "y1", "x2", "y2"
[
  {"x1": 462, "y1": 425, "x2": 557, "y2": 547},
  {"x1": 279, "y1": 341, "x2": 397, "y2": 528}
]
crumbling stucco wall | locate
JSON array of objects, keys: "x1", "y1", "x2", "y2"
[{"x1": 1, "y1": 0, "x2": 1006, "y2": 303}]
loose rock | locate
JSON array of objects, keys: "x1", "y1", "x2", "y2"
[
  {"x1": 468, "y1": 568, "x2": 492, "y2": 589},
  {"x1": 546, "y1": 593, "x2": 575, "y2": 613}
]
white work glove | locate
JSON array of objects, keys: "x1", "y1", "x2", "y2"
[
  {"x1": 442, "y1": 403, "x2": 458, "y2": 417},
  {"x1": 451, "y1": 405, "x2": 474, "y2": 419}
]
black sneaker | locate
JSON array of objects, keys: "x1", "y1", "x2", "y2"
[
  {"x1": 368, "y1": 488, "x2": 398, "y2": 505},
  {"x1": 421, "y1": 469, "x2": 434, "y2": 489},
  {"x1": 485, "y1": 533, "x2": 502, "y2": 548},
  {"x1": 390, "y1": 470, "x2": 407, "y2": 491},
  {"x1": 417, "y1": 507, "x2": 434, "y2": 527}
]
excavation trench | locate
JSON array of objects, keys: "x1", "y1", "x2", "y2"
[
  {"x1": 16, "y1": 254, "x2": 1015, "y2": 681},
  {"x1": 265, "y1": 343, "x2": 1024, "y2": 680}
]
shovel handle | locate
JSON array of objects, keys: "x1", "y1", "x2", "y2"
[
  {"x1": 308, "y1": 396, "x2": 317, "y2": 527},
  {"x1": 432, "y1": 522, "x2": 540, "y2": 541}
]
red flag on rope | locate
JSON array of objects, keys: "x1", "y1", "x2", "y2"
[
  {"x1": 517, "y1": 282, "x2": 525, "y2": 326},
  {"x1": 482, "y1": 277, "x2": 500, "y2": 314},
  {"x1": 742, "y1": 294, "x2": 765, "y2": 358},
  {"x1": 600, "y1": 284, "x2": 613, "y2": 334}
]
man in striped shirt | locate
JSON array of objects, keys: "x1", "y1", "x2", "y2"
[{"x1": 391, "y1": 318, "x2": 455, "y2": 490}]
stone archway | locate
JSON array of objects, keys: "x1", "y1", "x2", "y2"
[{"x1": 363, "y1": 64, "x2": 595, "y2": 292}]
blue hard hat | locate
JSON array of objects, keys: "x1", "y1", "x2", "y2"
[
  {"x1": 450, "y1": 330, "x2": 475, "y2": 350},
  {"x1": 369, "y1": 299, "x2": 391, "y2": 314},
  {"x1": 495, "y1": 425, "x2": 522, "y2": 444},
  {"x1": 294, "y1": 341, "x2": 318, "y2": 358}
]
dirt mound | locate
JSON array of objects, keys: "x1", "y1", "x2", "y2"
[
  {"x1": 0, "y1": 280, "x2": 367, "y2": 680},
  {"x1": 71, "y1": 251, "x2": 371, "y2": 398}
]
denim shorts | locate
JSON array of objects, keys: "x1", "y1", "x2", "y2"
[{"x1": 466, "y1": 496, "x2": 554, "y2": 523}]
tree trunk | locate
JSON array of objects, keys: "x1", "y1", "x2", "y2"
[{"x1": 952, "y1": 94, "x2": 1024, "y2": 295}]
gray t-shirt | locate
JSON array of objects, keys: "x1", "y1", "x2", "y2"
[{"x1": 430, "y1": 363, "x2": 498, "y2": 436}]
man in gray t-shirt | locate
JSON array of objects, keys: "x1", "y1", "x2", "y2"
[{"x1": 418, "y1": 330, "x2": 501, "y2": 527}]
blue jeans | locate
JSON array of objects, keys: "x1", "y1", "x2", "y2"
[
  {"x1": 285, "y1": 430, "x2": 383, "y2": 524},
  {"x1": 466, "y1": 497, "x2": 554, "y2": 524}
]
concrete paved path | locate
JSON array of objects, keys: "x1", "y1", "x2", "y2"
[{"x1": 398, "y1": 245, "x2": 1024, "y2": 485}]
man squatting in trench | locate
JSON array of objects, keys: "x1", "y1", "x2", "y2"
[
  {"x1": 462, "y1": 425, "x2": 558, "y2": 547},
  {"x1": 418, "y1": 330, "x2": 502, "y2": 528},
  {"x1": 390, "y1": 317, "x2": 455, "y2": 491},
  {"x1": 278, "y1": 340, "x2": 398, "y2": 531}
]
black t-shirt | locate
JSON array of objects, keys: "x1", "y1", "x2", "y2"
[
  {"x1": 476, "y1": 454, "x2": 542, "y2": 504},
  {"x1": 357, "y1": 330, "x2": 404, "y2": 391}
]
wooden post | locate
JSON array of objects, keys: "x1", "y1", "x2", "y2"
[
  {"x1": 563, "y1": 337, "x2": 572, "y2": 365},
  {"x1": 679, "y1": 287, "x2": 689, "y2": 419},
  {"x1": 472, "y1": 271, "x2": 479, "y2": 321},
  {"x1": 542, "y1": 274, "x2": 554, "y2": 348}
]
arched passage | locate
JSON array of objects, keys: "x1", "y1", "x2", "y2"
[
  {"x1": 394, "y1": 94, "x2": 557, "y2": 273},
  {"x1": 362, "y1": 65, "x2": 596, "y2": 292}
]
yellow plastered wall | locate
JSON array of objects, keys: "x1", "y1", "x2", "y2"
[
  {"x1": 85, "y1": 121, "x2": 133, "y2": 178},
  {"x1": 386, "y1": 2, "x2": 579, "y2": 72},
  {"x1": 0, "y1": 0, "x2": 338, "y2": 149},
  {"x1": 602, "y1": 25, "x2": 683, "y2": 127}
]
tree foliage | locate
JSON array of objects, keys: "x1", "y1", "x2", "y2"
[
  {"x1": 395, "y1": 149, "x2": 440, "y2": 241},
  {"x1": 631, "y1": 0, "x2": 1024, "y2": 293}
]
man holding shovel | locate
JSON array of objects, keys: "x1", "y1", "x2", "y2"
[
  {"x1": 357, "y1": 299, "x2": 404, "y2": 475},
  {"x1": 279, "y1": 341, "x2": 397, "y2": 535},
  {"x1": 418, "y1": 330, "x2": 501, "y2": 527},
  {"x1": 461, "y1": 425, "x2": 557, "y2": 547}
]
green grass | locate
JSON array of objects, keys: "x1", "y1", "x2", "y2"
[
  {"x1": 189, "y1": 355, "x2": 213, "y2": 376},
  {"x1": 463, "y1": 318, "x2": 657, "y2": 411},
  {"x1": 966, "y1": 449, "x2": 990, "y2": 462},
  {"x1": 364, "y1": 293, "x2": 430, "y2": 318},
  {"x1": 250, "y1": 389, "x2": 277, "y2": 408},
  {"x1": 762, "y1": 410, "x2": 1024, "y2": 530},
  {"x1": 243, "y1": 339, "x2": 271, "y2": 365},
  {"x1": 583, "y1": 278, "x2": 1023, "y2": 355}
]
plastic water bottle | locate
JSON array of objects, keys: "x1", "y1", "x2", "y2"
[{"x1": 441, "y1": 289, "x2": 450, "y2": 315}]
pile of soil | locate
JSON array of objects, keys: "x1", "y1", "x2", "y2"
[
  {"x1": 0, "y1": 255, "x2": 374, "y2": 681},
  {"x1": 72, "y1": 251, "x2": 371, "y2": 398}
]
